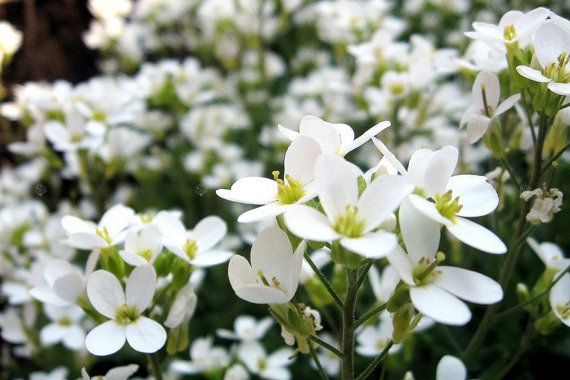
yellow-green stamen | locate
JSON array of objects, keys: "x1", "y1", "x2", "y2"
[
  {"x1": 96, "y1": 227, "x2": 112, "y2": 244},
  {"x1": 115, "y1": 304, "x2": 139, "y2": 325},
  {"x1": 556, "y1": 302, "x2": 570, "y2": 320},
  {"x1": 412, "y1": 257, "x2": 441, "y2": 286},
  {"x1": 183, "y1": 239, "x2": 198, "y2": 260},
  {"x1": 334, "y1": 205, "x2": 365, "y2": 238},
  {"x1": 434, "y1": 190, "x2": 463, "y2": 223},
  {"x1": 273, "y1": 171, "x2": 306, "y2": 205}
]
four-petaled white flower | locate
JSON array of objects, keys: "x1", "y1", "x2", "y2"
[
  {"x1": 29, "y1": 259, "x2": 84, "y2": 306},
  {"x1": 159, "y1": 214, "x2": 233, "y2": 267},
  {"x1": 85, "y1": 265, "x2": 166, "y2": 355},
  {"x1": 217, "y1": 315, "x2": 274, "y2": 342},
  {"x1": 238, "y1": 341, "x2": 294, "y2": 380},
  {"x1": 61, "y1": 204, "x2": 134, "y2": 250},
  {"x1": 170, "y1": 336, "x2": 230, "y2": 375},
  {"x1": 40, "y1": 304, "x2": 85, "y2": 350},
  {"x1": 284, "y1": 154, "x2": 413, "y2": 259},
  {"x1": 516, "y1": 22, "x2": 570, "y2": 96},
  {"x1": 216, "y1": 135, "x2": 322, "y2": 223},
  {"x1": 228, "y1": 226, "x2": 306, "y2": 304},
  {"x1": 119, "y1": 225, "x2": 163, "y2": 266},
  {"x1": 460, "y1": 71, "x2": 520, "y2": 143},
  {"x1": 278, "y1": 115, "x2": 390, "y2": 156},
  {"x1": 81, "y1": 364, "x2": 139, "y2": 380},
  {"x1": 374, "y1": 140, "x2": 506, "y2": 255},
  {"x1": 388, "y1": 246, "x2": 503, "y2": 326}
]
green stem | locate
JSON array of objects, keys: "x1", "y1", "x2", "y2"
[
  {"x1": 355, "y1": 341, "x2": 394, "y2": 380},
  {"x1": 541, "y1": 141, "x2": 570, "y2": 173},
  {"x1": 353, "y1": 304, "x2": 387, "y2": 330},
  {"x1": 305, "y1": 252, "x2": 344, "y2": 309},
  {"x1": 499, "y1": 156, "x2": 521, "y2": 190},
  {"x1": 356, "y1": 260, "x2": 374, "y2": 289},
  {"x1": 147, "y1": 353, "x2": 163, "y2": 380},
  {"x1": 341, "y1": 269, "x2": 358, "y2": 380},
  {"x1": 309, "y1": 341, "x2": 330, "y2": 380},
  {"x1": 309, "y1": 335, "x2": 343, "y2": 358}
]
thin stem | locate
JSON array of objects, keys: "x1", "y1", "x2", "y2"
[
  {"x1": 309, "y1": 341, "x2": 330, "y2": 380},
  {"x1": 541, "y1": 141, "x2": 570, "y2": 173},
  {"x1": 521, "y1": 90, "x2": 537, "y2": 145},
  {"x1": 500, "y1": 156, "x2": 521, "y2": 190},
  {"x1": 355, "y1": 341, "x2": 394, "y2": 380},
  {"x1": 439, "y1": 325, "x2": 462, "y2": 355},
  {"x1": 305, "y1": 252, "x2": 344, "y2": 309},
  {"x1": 496, "y1": 321, "x2": 535, "y2": 380},
  {"x1": 309, "y1": 335, "x2": 343, "y2": 358},
  {"x1": 353, "y1": 304, "x2": 387, "y2": 330},
  {"x1": 341, "y1": 269, "x2": 358, "y2": 380},
  {"x1": 357, "y1": 260, "x2": 374, "y2": 289},
  {"x1": 147, "y1": 354, "x2": 163, "y2": 380}
]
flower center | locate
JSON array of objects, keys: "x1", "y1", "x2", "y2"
[
  {"x1": 434, "y1": 190, "x2": 463, "y2": 223},
  {"x1": 543, "y1": 52, "x2": 570, "y2": 83},
  {"x1": 96, "y1": 226, "x2": 112, "y2": 244},
  {"x1": 257, "y1": 270, "x2": 282, "y2": 292},
  {"x1": 183, "y1": 239, "x2": 198, "y2": 260},
  {"x1": 138, "y1": 212, "x2": 154, "y2": 224},
  {"x1": 138, "y1": 249, "x2": 153, "y2": 261},
  {"x1": 273, "y1": 171, "x2": 306, "y2": 205},
  {"x1": 556, "y1": 301, "x2": 570, "y2": 320},
  {"x1": 57, "y1": 316, "x2": 72, "y2": 327},
  {"x1": 334, "y1": 205, "x2": 366, "y2": 238},
  {"x1": 258, "y1": 358, "x2": 268, "y2": 371},
  {"x1": 115, "y1": 304, "x2": 139, "y2": 325},
  {"x1": 412, "y1": 257, "x2": 441, "y2": 286},
  {"x1": 503, "y1": 24, "x2": 517, "y2": 41}
]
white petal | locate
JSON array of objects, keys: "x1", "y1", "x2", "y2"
[
  {"x1": 408, "y1": 149, "x2": 437, "y2": 188},
  {"x1": 120, "y1": 250, "x2": 148, "y2": 266},
  {"x1": 238, "y1": 203, "x2": 288, "y2": 223},
  {"x1": 447, "y1": 217, "x2": 507, "y2": 254},
  {"x1": 87, "y1": 270, "x2": 125, "y2": 318},
  {"x1": 436, "y1": 355, "x2": 467, "y2": 380},
  {"x1": 410, "y1": 285, "x2": 471, "y2": 326},
  {"x1": 343, "y1": 121, "x2": 391, "y2": 155},
  {"x1": 40, "y1": 324, "x2": 66, "y2": 346},
  {"x1": 284, "y1": 205, "x2": 341, "y2": 242},
  {"x1": 53, "y1": 272, "x2": 83, "y2": 303},
  {"x1": 424, "y1": 146, "x2": 458, "y2": 198},
  {"x1": 372, "y1": 138, "x2": 408, "y2": 176},
  {"x1": 473, "y1": 71, "x2": 500, "y2": 109},
  {"x1": 62, "y1": 325, "x2": 86, "y2": 350},
  {"x1": 193, "y1": 216, "x2": 226, "y2": 252},
  {"x1": 549, "y1": 273, "x2": 570, "y2": 327},
  {"x1": 105, "y1": 364, "x2": 140, "y2": 380},
  {"x1": 268, "y1": 347, "x2": 295, "y2": 367},
  {"x1": 284, "y1": 135, "x2": 322, "y2": 184},
  {"x1": 358, "y1": 175, "x2": 413, "y2": 232},
  {"x1": 399, "y1": 197, "x2": 441, "y2": 262},
  {"x1": 234, "y1": 284, "x2": 290, "y2": 304},
  {"x1": 61, "y1": 215, "x2": 96, "y2": 234},
  {"x1": 251, "y1": 227, "x2": 294, "y2": 293},
  {"x1": 298, "y1": 115, "x2": 340, "y2": 155},
  {"x1": 277, "y1": 124, "x2": 300, "y2": 141},
  {"x1": 64, "y1": 233, "x2": 108, "y2": 249},
  {"x1": 494, "y1": 94, "x2": 520, "y2": 116},
  {"x1": 534, "y1": 23, "x2": 570, "y2": 68},
  {"x1": 153, "y1": 212, "x2": 187, "y2": 243},
  {"x1": 99, "y1": 204, "x2": 134, "y2": 236},
  {"x1": 216, "y1": 177, "x2": 278, "y2": 205},
  {"x1": 386, "y1": 246, "x2": 415, "y2": 286},
  {"x1": 516, "y1": 65, "x2": 550, "y2": 82},
  {"x1": 228, "y1": 255, "x2": 257, "y2": 292},
  {"x1": 44, "y1": 260, "x2": 74, "y2": 286},
  {"x1": 126, "y1": 265, "x2": 156, "y2": 312},
  {"x1": 29, "y1": 286, "x2": 69, "y2": 306},
  {"x1": 315, "y1": 154, "x2": 360, "y2": 222},
  {"x1": 466, "y1": 115, "x2": 491, "y2": 144},
  {"x1": 448, "y1": 175, "x2": 498, "y2": 217},
  {"x1": 548, "y1": 81, "x2": 570, "y2": 96},
  {"x1": 85, "y1": 320, "x2": 126, "y2": 356},
  {"x1": 125, "y1": 317, "x2": 166, "y2": 353},
  {"x1": 435, "y1": 266, "x2": 503, "y2": 304},
  {"x1": 190, "y1": 250, "x2": 234, "y2": 267},
  {"x1": 341, "y1": 232, "x2": 397, "y2": 259},
  {"x1": 408, "y1": 194, "x2": 451, "y2": 225}
]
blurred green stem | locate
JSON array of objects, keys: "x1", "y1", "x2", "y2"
[
  {"x1": 147, "y1": 354, "x2": 163, "y2": 380},
  {"x1": 341, "y1": 268, "x2": 358, "y2": 380}
]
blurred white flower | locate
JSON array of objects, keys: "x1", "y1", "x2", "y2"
[
  {"x1": 238, "y1": 341, "x2": 294, "y2": 380},
  {"x1": 164, "y1": 283, "x2": 197, "y2": 329},
  {"x1": 549, "y1": 273, "x2": 570, "y2": 328},
  {"x1": 356, "y1": 310, "x2": 400, "y2": 357},
  {"x1": 40, "y1": 304, "x2": 85, "y2": 350},
  {"x1": 217, "y1": 315, "x2": 274, "y2": 342},
  {"x1": 81, "y1": 364, "x2": 139, "y2": 380},
  {"x1": 170, "y1": 336, "x2": 230, "y2": 375},
  {"x1": 0, "y1": 21, "x2": 23, "y2": 66},
  {"x1": 119, "y1": 225, "x2": 163, "y2": 266},
  {"x1": 436, "y1": 355, "x2": 467, "y2": 380}
]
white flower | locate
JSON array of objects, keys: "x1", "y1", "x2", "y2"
[
  {"x1": 374, "y1": 141, "x2": 506, "y2": 255},
  {"x1": 81, "y1": 364, "x2": 139, "y2": 380},
  {"x1": 217, "y1": 315, "x2": 274, "y2": 342},
  {"x1": 223, "y1": 364, "x2": 249, "y2": 380},
  {"x1": 164, "y1": 283, "x2": 197, "y2": 329},
  {"x1": 460, "y1": 71, "x2": 520, "y2": 143},
  {"x1": 159, "y1": 214, "x2": 233, "y2": 267},
  {"x1": 40, "y1": 304, "x2": 85, "y2": 350},
  {"x1": 61, "y1": 204, "x2": 135, "y2": 249},
  {"x1": 170, "y1": 336, "x2": 230, "y2": 375},
  {"x1": 520, "y1": 187, "x2": 563, "y2": 224},
  {"x1": 549, "y1": 273, "x2": 570, "y2": 328},
  {"x1": 465, "y1": 8, "x2": 550, "y2": 47},
  {"x1": 527, "y1": 238, "x2": 570, "y2": 272},
  {"x1": 119, "y1": 225, "x2": 163, "y2": 266},
  {"x1": 238, "y1": 341, "x2": 294, "y2": 380},
  {"x1": 388, "y1": 246, "x2": 503, "y2": 326},
  {"x1": 356, "y1": 310, "x2": 400, "y2": 357},
  {"x1": 85, "y1": 265, "x2": 166, "y2": 355},
  {"x1": 228, "y1": 226, "x2": 306, "y2": 304},
  {"x1": 278, "y1": 115, "x2": 390, "y2": 156},
  {"x1": 29, "y1": 367, "x2": 68, "y2": 380},
  {"x1": 368, "y1": 265, "x2": 400, "y2": 304},
  {"x1": 216, "y1": 135, "x2": 322, "y2": 223},
  {"x1": 0, "y1": 21, "x2": 23, "y2": 64},
  {"x1": 29, "y1": 259, "x2": 84, "y2": 306},
  {"x1": 88, "y1": 0, "x2": 133, "y2": 19},
  {"x1": 436, "y1": 355, "x2": 467, "y2": 380},
  {"x1": 284, "y1": 154, "x2": 413, "y2": 259},
  {"x1": 516, "y1": 22, "x2": 570, "y2": 96}
]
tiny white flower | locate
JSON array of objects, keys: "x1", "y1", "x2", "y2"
[
  {"x1": 278, "y1": 115, "x2": 390, "y2": 156},
  {"x1": 119, "y1": 225, "x2": 163, "y2": 266},
  {"x1": 40, "y1": 304, "x2": 85, "y2": 350},
  {"x1": 61, "y1": 204, "x2": 135, "y2": 249},
  {"x1": 356, "y1": 311, "x2": 400, "y2": 357},
  {"x1": 388, "y1": 246, "x2": 503, "y2": 326},
  {"x1": 85, "y1": 265, "x2": 166, "y2": 355},
  {"x1": 217, "y1": 135, "x2": 322, "y2": 223},
  {"x1": 164, "y1": 283, "x2": 197, "y2": 329},
  {"x1": 170, "y1": 336, "x2": 230, "y2": 375},
  {"x1": 460, "y1": 71, "x2": 520, "y2": 143},
  {"x1": 436, "y1": 355, "x2": 467, "y2": 380},
  {"x1": 284, "y1": 154, "x2": 413, "y2": 259},
  {"x1": 217, "y1": 315, "x2": 274, "y2": 342},
  {"x1": 29, "y1": 259, "x2": 84, "y2": 306},
  {"x1": 159, "y1": 214, "x2": 233, "y2": 267},
  {"x1": 520, "y1": 187, "x2": 563, "y2": 224},
  {"x1": 238, "y1": 341, "x2": 294, "y2": 380},
  {"x1": 228, "y1": 226, "x2": 306, "y2": 304},
  {"x1": 81, "y1": 364, "x2": 139, "y2": 380},
  {"x1": 223, "y1": 364, "x2": 249, "y2": 380}
]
